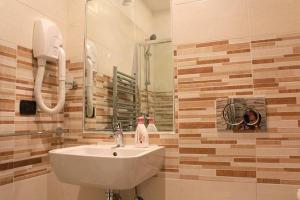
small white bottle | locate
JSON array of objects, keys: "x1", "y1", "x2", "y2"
[
  {"x1": 147, "y1": 117, "x2": 158, "y2": 132},
  {"x1": 135, "y1": 116, "x2": 149, "y2": 147}
]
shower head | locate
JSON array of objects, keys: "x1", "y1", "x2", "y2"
[{"x1": 149, "y1": 34, "x2": 157, "y2": 41}]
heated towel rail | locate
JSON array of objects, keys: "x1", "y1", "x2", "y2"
[{"x1": 113, "y1": 66, "x2": 138, "y2": 131}]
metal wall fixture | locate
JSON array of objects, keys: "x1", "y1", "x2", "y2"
[
  {"x1": 112, "y1": 66, "x2": 138, "y2": 131},
  {"x1": 66, "y1": 79, "x2": 78, "y2": 90},
  {"x1": 222, "y1": 103, "x2": 261, "y2": 127},
  {"x1": 216, "y1": 97, "x2": 267, "y2": 132}
]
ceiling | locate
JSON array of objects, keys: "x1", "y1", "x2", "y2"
[{"x1": 142, "y1": 0, "x2": 170, "y2": 12}]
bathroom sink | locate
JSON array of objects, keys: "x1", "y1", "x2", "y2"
[{"x1": 49, "y1": 145, "x2": 165, "y2": 190}]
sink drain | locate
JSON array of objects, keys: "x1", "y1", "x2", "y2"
[{"x1": 113, "y1": 152, "x2": 118, "y2": 157}]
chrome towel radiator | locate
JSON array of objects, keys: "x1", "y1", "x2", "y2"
[{"x1": 113, "y1": 66, "x2": 138, "y2": 131}]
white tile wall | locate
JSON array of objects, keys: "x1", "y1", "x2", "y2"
[
  {"x1": 0, "y1": 0, "x2": 68, "y2": 51},
  {"x1": 0, "y1": 183, "x2": 14, "y2": 200},
  {"x1": 248, "y1": 0, "x2": 300, "y2": 37},
  {"x1": 66, "y1": 0, "x2": 86, "y2": 61},
  {"x1": 14, "y1": 175, "x2": 47, "y2": 200},
  {"x1": 257, "y1": 184, "x2": 300, "y2": 200},
  {"x1": 172, "y1": 0, "x2": 250, "y2": 44},
  {"x1": 172, "y1": 0, "x2": 300, "y2": 44}
]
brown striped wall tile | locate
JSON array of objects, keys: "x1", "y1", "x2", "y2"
[
  {"x1": 179, "y1": 148, "x2": 216, "y2": 155},
  {"x1": 0, "y1": 41, "x2": 66, "y2": 186},
  {"x1": 178, "y1": 66, "x2": 213, "y2": 75},
  {"x1": 216, "y1": 170, "x2": 256, "y2": 178},
  {"x1": 196, "y1": 40, "x2": 229, "y2": 48},
  {"x1": 1, "y1": 31, "x2": 300, "y2": 188}
]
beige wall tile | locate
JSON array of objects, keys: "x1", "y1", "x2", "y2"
[
  {"x1": 257, "y1": 183, "x2": 299, "y2": 200},
  {"x1": 0, "y1": 183, "x2": 14, "y2": 200},
  {"x1": 66, "y1": 0, "x2": 85, "y2": 61},
  {"x1": 172, "y1": 0, "x2": 250, "y2": 44},
  {"x1": 1, "y1": 0, "x2": 300, "y2": 200},
  {"x1": 139, "y1": 177, "x2": 257, "y2": 200},
  {"x1": 47, "y1": 173, "x2": 118, "y2": 200},
  {"x1": 14, "y1": 174, "x2": 47, "y2": 200},
  {"x1": 248, "y1": 0, "x2": 300, "y2": 37},
  {"x1": 16, "y1": 0, "x2": 68, "y2": 24},
  {"x1": 0, "y1": 0, "x2": 68, "y2": 51}
]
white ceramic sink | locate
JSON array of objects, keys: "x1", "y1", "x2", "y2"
[{"x1": 49, "y1": 145, "x2": 165, "y2": 190}]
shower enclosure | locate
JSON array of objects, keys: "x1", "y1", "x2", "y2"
[{"x1": 138, "y1": 39, "x2": 174, "y2": 131}]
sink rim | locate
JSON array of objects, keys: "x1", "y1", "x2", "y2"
[
  {"x1": 49, "y1": 144, "x2": 164, "y2": 159},
  {"x1": 49, "y1": 144, "x2": 165, "y2": 190}
]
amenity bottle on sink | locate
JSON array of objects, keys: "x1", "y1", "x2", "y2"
[
  {"x1": 135, "y1": 116, "x2": 149, "y2": 148},
  {"x1": 147, "y1": 117, "x2": 158, "y2": 132}
]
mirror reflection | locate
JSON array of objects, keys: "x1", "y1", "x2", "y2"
[{"x1": 84, "y1": 0, "x2": 174, "y2": 133}]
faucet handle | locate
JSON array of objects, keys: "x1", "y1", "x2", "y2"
[{"x1": 113, "y1": 122, "x2": 122, "y2": 132}]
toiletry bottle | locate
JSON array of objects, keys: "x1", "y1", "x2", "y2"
[
  {"x1": 147, "y1": 117, "x2": 158, "y2": 132},
  {"x1": 135, "y1": 116, "x2": 149, "y2": 147}
]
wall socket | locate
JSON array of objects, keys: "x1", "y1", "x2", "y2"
[{"x1": 20, "y1": 100, "x2": 37, "y2": 115}]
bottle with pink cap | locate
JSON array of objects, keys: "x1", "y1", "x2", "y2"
[
  {"x1": 135, "y1": 116, "x2": 149, "y2": 147},
  {"x1": 147, "y1": 117, "x2": 158, "y2": 132}
]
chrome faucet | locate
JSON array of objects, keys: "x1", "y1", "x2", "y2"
[{"x1": 112, "y1": 122, "x2": 124, "y2": 147}]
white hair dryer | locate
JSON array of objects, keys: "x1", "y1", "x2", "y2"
[
  {"x1": 33, "y1": 19, "x2": 66, "y2": 114},
  {"x1": 85, "y1": 40, "x2": 97, "y2": 118}
]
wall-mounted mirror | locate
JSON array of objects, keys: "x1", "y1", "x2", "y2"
[{"x1": 84, "y1": 0, "x2": 174, "y2": 133}]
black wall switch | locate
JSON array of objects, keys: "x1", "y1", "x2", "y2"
[{"x1": 20, "y1": 100, "x2": 37, "y2": 115}]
